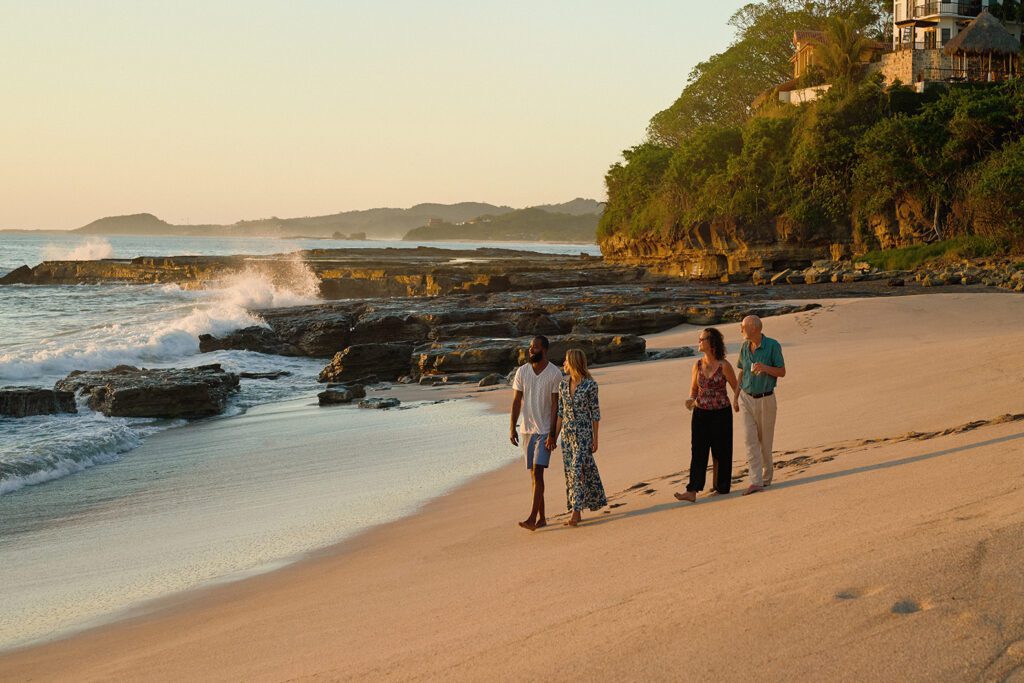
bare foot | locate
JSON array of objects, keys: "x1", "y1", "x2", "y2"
[
  {"x1": 518, "y1": 520, "x2": 536, "y2": 531},
  {"x1": 534, "y1": 519, "x2": 547, "y2": 529},
  {"x1": 674, "y1": 491, "x2": 697, "y2": 502},
  {"x1": 742, "y1": 485, "x2": 763, "y2": 496},
  {"x1": 564, "y1": 513, "x2": 582, "y2": 527}
]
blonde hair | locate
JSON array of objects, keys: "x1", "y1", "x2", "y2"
[{"x1": 563, "y1": 348, "x2": 592, "y2": 381}]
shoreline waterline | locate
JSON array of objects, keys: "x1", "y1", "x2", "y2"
[{"x1": 0, "y1": 382, "x2": 513, "y2": 651}]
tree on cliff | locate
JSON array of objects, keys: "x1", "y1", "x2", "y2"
[
  {"x1": 816, "y1": 14, "x2": 876, "y2": 88},
  {"x1": 647, "y1": 0, "x2": 887, "y2": 146}
]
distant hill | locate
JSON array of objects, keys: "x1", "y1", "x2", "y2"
[
  {"x1": 402, "y1": 208, "x2": 599, "y2": 244},
  {"x1": 77, "y1": 213, "x2": 176, "y2": 235},
  {"x1": 73, "y1": 203, "x2": 518, "y2": 239},
  {"x1": 70, "y1": 200, "x2": 602, "y2": 240},
  {"x1": 531, "y1": 198, "x2": 604, "y2": 216}
]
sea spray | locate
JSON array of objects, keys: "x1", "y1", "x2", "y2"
[
  {"x1": 0, "y1": 257, "x2": 325, "y2": 495},
  {"x1": 199, "y1": 254, "x2": 321, "y2": 310},
  {"x1": 0, "y1": 257, "x2": 322, "y2": 382},
  {"x1": 40, "y1": 237, "x2": 115, "y2": 261}
]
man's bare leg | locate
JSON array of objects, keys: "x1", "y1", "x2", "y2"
[{"x1": 519, "y1": 467, "x2": 546, "y2": 530}]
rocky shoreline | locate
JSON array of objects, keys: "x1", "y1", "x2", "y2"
[
  {"x1": 4, "y1": 246, "x2": 1018, "y2": 419},
  {"x1": 0, "y1": 247, "x2": 644, "y2": 299},
  {"x1": 746, "y1": 258, "x2": 1024, "y2": 291}
]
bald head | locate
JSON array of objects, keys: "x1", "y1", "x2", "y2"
[{"x1": 741, "y1": 315, "x2": 763, "y2": 341}]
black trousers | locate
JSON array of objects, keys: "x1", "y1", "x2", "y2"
[{"x1": 687, "y1": 407, "x2": 733, "y2": 494}]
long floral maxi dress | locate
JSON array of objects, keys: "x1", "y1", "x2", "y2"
[{"x1": 558, "y1": 376, "x2": 608, "y2": 512}]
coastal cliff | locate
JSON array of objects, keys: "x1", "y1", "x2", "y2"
[
  {"x1": 600, "y1": 8, "x2": 1024, "y2": 277},
  {"x1": 599, "y1": 219, "x2": 832, "y2": 279}
]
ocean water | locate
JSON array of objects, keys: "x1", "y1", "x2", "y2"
[
  {"x1": 0, "y1": 232, "x2": 594, "y2": 648},
  {"x1": 0, "y1": 233, "x2": 598, "y2": 493}
]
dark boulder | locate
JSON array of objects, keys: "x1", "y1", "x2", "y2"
[
  {"x1": 55, "y1": 364, "x2": 239, "y2": 418},
  {"x1": 358, "y1": 397, "x2": 401, "y2": 409},
  {"x1": 349, "y1": 313, "x2": 431, "y2": 345},
  {"x1": 0, "y1": 386, "x2": 77, "y2": 417},
  {"x1": 263, "y1": 308, "x2": 354, "y2": 356},
  {"x1": 479, "y1": 373, "x2": 504, "y2": 387},
  {"x1": 239, "y1": 370, "x2": 292, "y2": 379},
  {"x1": 318, "y1": 343, "x2": 417, "y2": 383},
  {"x1": 318, "y1": 384, "x2": 367, "y2": 405},
  {"x1": 0, "y1": 265, "x2": 33, "y2": 285},
  {"x1": 199, "y1": 326, "x2": 300, "y2": 356}
]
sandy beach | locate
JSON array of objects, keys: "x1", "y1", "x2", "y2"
[{"x1": 2, "y1": 292, "x2": 1023, "y2": 681}]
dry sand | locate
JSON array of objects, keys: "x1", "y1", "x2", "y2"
[{"x1": 2, "y1": 292, "x2": 1024, "y2": 681}]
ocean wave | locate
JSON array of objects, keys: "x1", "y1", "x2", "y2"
[
  {"x1": 0, "y1": 409, "x2": 183, "y2": 496},
  {"x1": 187, "y1": 255, "x2": 322, "y2": 310},
  {"x1": 0, "y1": 258, "x2": 321, "y2": 382},
  {"x1": 40, "y1": 237, "x2": 115, "y2": 261}
]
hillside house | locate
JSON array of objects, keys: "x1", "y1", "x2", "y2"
[
  {"x1": 757, "y1": 30, "x2": 885, "y2": 107},
  {"x1": 885, "y1": 3, "x2": 1022, "y2": 85}
]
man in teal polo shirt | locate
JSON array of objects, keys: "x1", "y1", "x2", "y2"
[{"x1": 735, "y1": 315, "x2": 786, "y2": 495}]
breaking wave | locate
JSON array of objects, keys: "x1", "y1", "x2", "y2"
[
  {"x1": 41, "y1": 237, "x2": 115, "y2": 261},
  {"x1": 0, "y1": 258, "x2": 321, "y2": 382}
]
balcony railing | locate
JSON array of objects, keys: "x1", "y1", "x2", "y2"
[
  {"x1": 916, "y1": 66, "x2": 1017, "y2": 83},
  {"x1": 891, "y1": 41, "x2": 930, "y2": 51},
  {"x1": 913, "y1": 1, "x2": 982, "y2": 18}
]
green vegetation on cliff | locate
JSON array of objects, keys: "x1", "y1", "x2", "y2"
[
  {"x1": 600, "y1": 0, "x2": 1024, "y2": 264},
  {"x1": 403, "y1": 208, "x2": 599, "y2": 243}
]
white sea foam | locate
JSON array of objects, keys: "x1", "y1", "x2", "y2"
[
  {"x1": 0, "y1": 407, "x2": 183, "y2": 495},
  {"x1": 41, "y1": 237, "x2": 115, "y2": 261},
  {"x1": 0, "y1": 258, "x2": 321, "y2": 382},
  {"x1": 195, "y1": 255, "x2": 321, "y2": 310}
]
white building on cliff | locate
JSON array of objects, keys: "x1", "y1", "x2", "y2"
[{"x1": 887, "y1": 1, "x2": 1022, "y2": 85}]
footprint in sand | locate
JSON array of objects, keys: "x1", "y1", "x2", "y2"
[
  {"x1": 608, "y1": 503, "x2": 626, "y2": 508},
  {"x1": 891, "y1": 599, "x2": 923, "y2": 614},
  {"x1": 627, "y1": 482, "x2": 649, "y2": 490},
  {"x1": 642, "y1": 488, "x2": 656, "y2": 495},
  {"x1": 835, "y1": 589, "x2": 861, "y2": 600}
]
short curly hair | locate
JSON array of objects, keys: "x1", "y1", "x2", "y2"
[{"x1": 703, "y1": 327, "x2": 726, "y2": 360}]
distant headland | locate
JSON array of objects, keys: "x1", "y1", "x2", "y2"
[{"x1": 29, "y1": 198, "x2": 603, "y2": 243}]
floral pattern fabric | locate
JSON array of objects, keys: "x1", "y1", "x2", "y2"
[
  {"x1": 695, "y1": 360, "x2": 731, "y2": 410},
  {"x1": 557, "y1": 377, "x2": 607, "y2": 512}
]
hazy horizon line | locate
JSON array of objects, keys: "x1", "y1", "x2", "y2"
[{"x1": 0, "y1": 196, "x2": 606, "y2": 232}]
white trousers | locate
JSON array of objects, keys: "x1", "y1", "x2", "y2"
[{"x1": 740, "y1": 392, "x2": 777, "y2": 487}]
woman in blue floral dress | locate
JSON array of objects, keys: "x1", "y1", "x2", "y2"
[{"x1": 553, "y1": 348, "x2": 607, "y2": 526}]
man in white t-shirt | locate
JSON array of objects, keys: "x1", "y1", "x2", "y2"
[{"x1": 510, "y1": 335, "x2": 563, "y2": 531}]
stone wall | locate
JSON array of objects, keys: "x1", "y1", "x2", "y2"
[{"x1": 876, "y1": 49, "x2": 954, "y2": 86}]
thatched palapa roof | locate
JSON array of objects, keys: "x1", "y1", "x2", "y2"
[{"x1": 944, "y1": 9, "x2": 1022, "y2": 56}]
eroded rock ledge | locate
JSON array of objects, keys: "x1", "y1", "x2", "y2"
[
  {"x1": 599, "y1": 232, "x2": 830, "y2": 280},
  {"x1": 0, "y1": 387, "x2": 77, "y2": 418},
  {"x1": 0, "y1": 247, "x2": 646, "y2": 299},
  {"x1": 55, "y1": 364, "x2": 239, "y2": 418},
  {"x1": 196, "y1": 283, "x2": 820, "y2": 381}
]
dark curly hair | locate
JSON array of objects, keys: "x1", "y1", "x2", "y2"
[{"x1": 703, "y1": 327, "x2": 726, "y2": 360}]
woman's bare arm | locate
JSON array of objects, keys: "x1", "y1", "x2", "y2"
[{"x1": 685, "y1": 362, "x2": 699, "y2": 410}]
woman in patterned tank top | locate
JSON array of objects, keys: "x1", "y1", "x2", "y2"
[{"x1": 674, "y1": 327, "x2": 739, "y2": 502}]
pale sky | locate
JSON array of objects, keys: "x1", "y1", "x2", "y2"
[{"x1": 0, "y1": 1, "x2": 745, "y2": 229}]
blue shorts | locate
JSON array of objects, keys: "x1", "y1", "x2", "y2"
[{"x1": 522, "y1": 433, "x2": 551, "y2": 469}]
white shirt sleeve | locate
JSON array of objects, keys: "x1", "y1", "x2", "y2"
[{"x1": 511, "y1": 365, "x2": 524, "y2": 392}]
